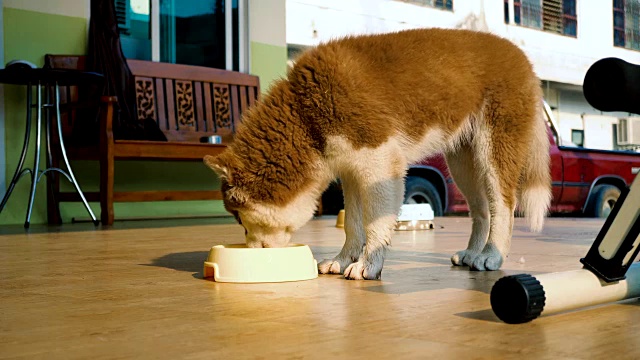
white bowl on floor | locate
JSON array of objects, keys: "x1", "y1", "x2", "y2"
[
  {"x1": 395, "y1": 204, "x2": 435, "y2": 231},
  {"x1": 203, "y1": 244, "x2": 318, "y2": 283}
]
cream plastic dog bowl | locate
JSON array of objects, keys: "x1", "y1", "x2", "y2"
[{"x1": 203, "y1": 244, "x2": 318, "y2": 283}]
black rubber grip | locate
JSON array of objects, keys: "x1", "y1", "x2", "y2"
[
  {"x1": 490, "y1": 274, "x2": 546, "y2": 324},
  {"x1": 583, "y1": 57, "x2": 640, "y2": 115}
]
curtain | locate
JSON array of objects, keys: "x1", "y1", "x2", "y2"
[{"x1": 87, "y1": 0, "x2": 166, "y2": 141}]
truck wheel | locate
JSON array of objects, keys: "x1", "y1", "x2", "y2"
[
  {"x1": 404, "y1": 176, "x2": 444, "y2": 216},
  {"x1": 586, "y1": 184, "x2": 621, "y2": 218}
]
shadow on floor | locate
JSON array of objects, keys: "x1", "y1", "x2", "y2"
[
  {"x1": 147, "y1": 245, "x2": 553, "y2": 296},
  {"x1": 454, "y1": 309, "x2": 502, "y2": 323},
  {"x1": 621, "y1": 298, "x2": 640, "y2": 307},
  {"x1": 361, "y1": 265, "x2": 512, "y2": 295},
  {"x1": 145, "y1": 251, "x2": 209, "y2": 280},
  {"x1": 311, "y1": 245, "x2": 544, "y2": 296}
]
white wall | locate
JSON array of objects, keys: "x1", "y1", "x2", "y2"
[
  {"x1": 582, "y1": 114, "x2": 618, "y2": 150},
  {"x1": 500, "y1": 0, "x2": 640, "y2": 85},
  {"x1": 286, "y1": 0, "x2": 477, "y2": 46},
  {"x1": 286, "y1": 0, "x2": 640, "y2": 151},
  {"x1": 250, "y1": 0, "x2": 287, "y2": 48},
  {"x1": 286, "y1": 0, "x2": 640, "y2": 85},
  {"x1": 552, "y1": 112, "x2": 619, "y2": 150},
  {"x1": 550, "y1": 68, "x2": 640, "y2": 150},
  {"x1": 555, "y1": 111, "x2": 583, "y2": 146},
  {"x1": 552, "y1": 85, "x2": 640, "y2": 148}
]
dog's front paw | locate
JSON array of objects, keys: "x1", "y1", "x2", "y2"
[
  {"x1": 318, "y1": 256, "x2": 356, "y2": 274},
  {"x1": 451, "y1": 250, "x2": 479, "y2": 267},
  {"x1": 470, "y1": 248, "x2": 504, "y2": 271},
  {"x1": 318, "y1": 259, "x2": 343, "y2": 274},
  {"x1": 343, "y1": 260, "x2": 382, "y2": 280}
]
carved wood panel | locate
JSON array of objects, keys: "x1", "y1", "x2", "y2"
[
  {"x1": 213, "y1": 84, "x2": 231, "y2": 129},
  {"x1": 175, "y1": 80, "x2": 195, "y2": 129},
  {"x1": 135, "y1": 77, "x2": 156, "y2": 120}
]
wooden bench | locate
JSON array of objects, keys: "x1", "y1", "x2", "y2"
[{"x1": 44, "y1": 55, "x2": 260, "y2": 225}]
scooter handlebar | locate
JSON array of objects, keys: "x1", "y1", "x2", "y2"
[{"x1": 583, "y1": 57, "x2": 640, "y2": 115}]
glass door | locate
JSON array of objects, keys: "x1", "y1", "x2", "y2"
[{"x1": 116, "y1": 0, "x2": 246, "y2": 71}]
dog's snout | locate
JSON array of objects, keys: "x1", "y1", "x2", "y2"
[{"x1": 244, "y1": 227, "x2": 292, "y2": 249}]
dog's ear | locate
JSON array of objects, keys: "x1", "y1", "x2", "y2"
[
  {"x1": 204, "y1": 154, "x2": 248, "y2": 208},
  {"x1": 204, "y1": 155, "x2": 232, "y2": 183}
]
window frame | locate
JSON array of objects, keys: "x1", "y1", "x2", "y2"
[
  {"x1": 561, "y1": 0, "x2": 577, "y2": 37},
  {"x1": 571, "y1": 129, "x2": 585, "y2": 147},
  {"x1": 614, "y1": 0, "x2": 626, "y2": 47},
  {"x1": 614, "y1": 0, "x2": 640, "y2": 51}
]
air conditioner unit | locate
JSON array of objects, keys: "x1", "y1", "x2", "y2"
[{"x1": 617, "y1": 117, "x2": 640, "y2": 146}]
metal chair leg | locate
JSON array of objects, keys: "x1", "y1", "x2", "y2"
[
  {"x1": 45, "y1": 82, "x2": 60, "y2": 224},
  {"x1": 0, "y1": 85, "x2": 33, "y2": 217},
  {"x1": 53, "y1": 82, "x2": 99, "y2": 225},
  {"x1": 24, "y1": 83, "x2": 43, "y2": 228}
]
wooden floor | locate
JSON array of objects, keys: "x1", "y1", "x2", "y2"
[{"x1": 1, "y1": 216, "x2": 639, "y2": 359}]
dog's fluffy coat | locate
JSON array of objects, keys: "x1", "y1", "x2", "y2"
[{"x1": 204, "y1": 28, "x2": 551, "y2": 279}]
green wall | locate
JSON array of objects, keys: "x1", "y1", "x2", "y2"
[
  {"x1": 250, "y1": 41, "x2": 288, "y2": 92},
  {"x1": 2, "y1": 8, "x2": 289, "y2": 226},
  {"x1": 2, "y1": 8, "x2": 88, "y2": 225},
  {"x1": 1, "y1": 8, "x2": 226, "y2": 225}
]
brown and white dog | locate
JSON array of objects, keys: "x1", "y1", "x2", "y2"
[{"x1": 204, "y1": 28, "x2": 551, "y2": 280}]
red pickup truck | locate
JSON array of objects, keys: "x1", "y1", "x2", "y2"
[{"x1": 404, "y1": 103, "x2": 640, "y2": 218}]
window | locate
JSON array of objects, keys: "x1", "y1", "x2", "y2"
[
  {"x1": 513, "y1": 0, "x2": 543, "y2": 29},
  {"x1": 399, "y1": 0, "x2": 453, "y2": 11},
  {"x1": 115, "y1": 0, "x2": 248, "y2": 71},
  {"x1": 614, "y1": 0, "x2": 626, "y2": 46},
  {"x1": 504, "y1": 0, "x2": 510, "y2": 23},
  {"x1": 571, "y1": 129, "x2": 584, "y2": 147},
  {"x1": 434, "y1": 0, "x2": 453, "y2": 10},
  {"x1": 560, "y1": 0, "x2": 577, "y2": 36},
  {"x1": 509, "y1": 0, "x2": 577, "y2": 37},
  {"x1": 614, "y1": 0, "x2": 640, "y2": 50}
]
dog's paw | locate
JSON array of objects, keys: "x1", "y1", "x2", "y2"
[
  {"x1": 470, "y1": 251, "x2": 503, "y2": 271},
  {"x1": 318, "y1": 256, "x2": 357, "y2": 274},
  {"x1": 318, "y1": 259, "x2": 344, "y2": 274},
  {"x1": 343, "y1": 260, "x2": 382, "y2": 280},
  {"x1": 451, "y1": 250, "x2": 479, "y2": 267}
]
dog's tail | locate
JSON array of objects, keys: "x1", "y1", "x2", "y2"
[{"x1": 519, "y1": 100, "x2": 552, "y2": 232}]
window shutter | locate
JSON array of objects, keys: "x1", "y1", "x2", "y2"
[
  {"x1": 542, "y1": 0, "x2": 563, "y2": 34},
  {"x1": 115, "y1": 0, "x2": 131, "y2": 36}
]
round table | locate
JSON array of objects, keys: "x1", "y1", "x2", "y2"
[{"x1": 0, "y1": 67, "x2": 104, "y2": 227}]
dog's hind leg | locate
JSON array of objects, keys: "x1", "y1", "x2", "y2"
[
  {"x1": 318, "y1": 176, "x2": 366, "y2": 274},
  {"x1": 446, "y1": 143, "x2": 491, "y2": 268},
  {"x1": 465, "y1": 99, "x2": 533, "y2": 270}
]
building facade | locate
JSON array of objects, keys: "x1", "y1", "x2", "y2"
[{"x1": 286, "y1": 0, "x2": 640, "y2": 150}]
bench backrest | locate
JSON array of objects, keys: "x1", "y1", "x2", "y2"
[
  {"x1": 128, "y1": 60, "x2": 260, "y2": 142},
  {"x1": 44, "y1": 55, "x2": 260, "y2": 143}
]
